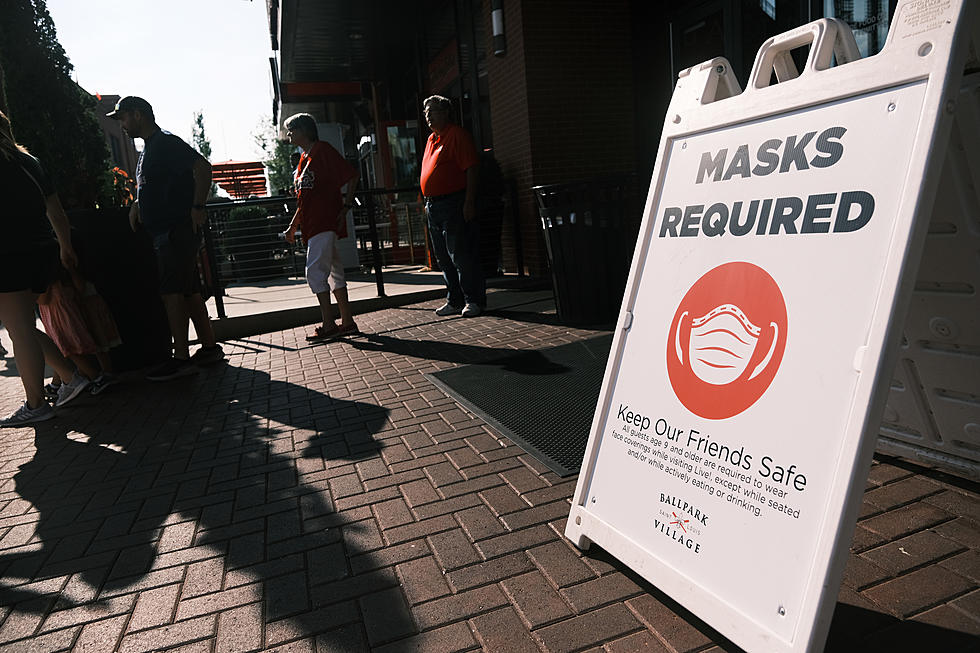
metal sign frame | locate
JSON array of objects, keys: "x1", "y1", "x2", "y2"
[{"x1": 565, "y1": 3, "x2": 978, "y2": 652}]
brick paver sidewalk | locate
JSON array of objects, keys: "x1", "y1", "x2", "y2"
[{"x1": 0, "y1": 290, "x2": 976, "y2": 652}]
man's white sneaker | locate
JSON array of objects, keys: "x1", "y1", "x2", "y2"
[
  {"x1": 55, "y1": 372, "x2": 91, "y2": 408},
  {"x1": 146, "y1": 357, "x2": 196, "y2": 382},
  {"x1": 461, "y1": 303, "x2": 482, "y2": 317},
  {"x1": 435, "y1": 303, "x2": 462, "y2": 316}
]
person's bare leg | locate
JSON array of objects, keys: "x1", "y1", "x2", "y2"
[
  {"x1": 186, "y1": 293, "x2": 216, "y2": 347},
  {"x1": 333, "y1": 287, "x2": 354, "y2": 327},
  {"x1": 95, "y1": 350, "x2": 113, "y2": 375},
  {"x1": 35, "y1": 330, "x2": 77, "y2": 381},
  {"x1": 0, "y1": 292, "x2": 47, "y2": 408},
  {"x1": 161, "y1": 293, "x2": 190, "y2": 359},
  {"x1": 315, "y1": 291, "x2": 337, "y2": 329},
  {"x1": 326, "y1": 240, "x2": 354, "y2": 329}
]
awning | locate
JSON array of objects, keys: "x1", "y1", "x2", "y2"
[{"x1": 212, "y1": 160, "x2": 269, "y2": 199}]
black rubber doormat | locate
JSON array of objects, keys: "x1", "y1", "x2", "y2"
[{"x1": 426, "y1": 334, "x2": 613, "y2": 476}]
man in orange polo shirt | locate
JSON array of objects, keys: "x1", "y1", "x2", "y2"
[{"x1": 420, "y1": 95, "x2": 484, "y2": 317}]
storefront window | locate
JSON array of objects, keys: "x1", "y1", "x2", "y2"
[
  {"x1": 386, "y1": 124, "x2": 419, "y2": 190},
  {"x1": 824, "y1": 0, "x2": 891, "y2": 57}
]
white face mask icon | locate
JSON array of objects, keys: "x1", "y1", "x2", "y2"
[{"x1": 674, "y1": 304, "x2": 779, "y2": 386}]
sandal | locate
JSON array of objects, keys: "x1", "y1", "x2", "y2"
[
  {"x1": 337, "y1": 322, "x2": 359, "y2": 336},
  {"x1": 306, "y1": 324, "x2": 340, "y2": 341}
]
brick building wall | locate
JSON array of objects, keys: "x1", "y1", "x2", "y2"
[
  {"x1": 486, "y1": 0, "x2": 635, "y2": 276},
  {"x1": 483, "y1": 0, "x2": 535, "y2": 275}
]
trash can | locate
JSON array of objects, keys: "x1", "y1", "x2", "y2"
[{"x1": 533, "y1": 175, "x2": 641, "y2": 326}]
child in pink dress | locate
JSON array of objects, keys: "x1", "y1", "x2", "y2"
[{"x1": 38, "y1": 266, "x2": 122, "y2": 399}]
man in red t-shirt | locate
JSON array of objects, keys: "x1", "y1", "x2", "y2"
[
  {"x1": 420, "y1": 95, "x2": 484, "y2": 317},
  {"x1": 283, "y1": 113, "x2": 360, "y2": 341}
]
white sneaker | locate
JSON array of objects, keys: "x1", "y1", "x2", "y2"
[
  {"x1": 435, "y1": 303, "x2": 462, "y2": 316},
  {"x1": 55, "y1": 372, "x2": 91, "y2": 408},
  {"x1": 461, "y1": 303, "x2": 482, "y2": 317},
  {"x1": 0, "y1": 401, "x2": 54, "y2": 427}
]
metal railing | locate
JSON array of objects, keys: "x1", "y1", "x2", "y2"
[
  {"x1": 202, "y1": 188, "x2": 427, "y2": 319},
  {"x1": 354, "y1": 186, "x2": 428, "y2": 298}
]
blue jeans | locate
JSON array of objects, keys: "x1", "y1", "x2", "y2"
[{"x1": 426, "y1": 193, "x2": 485, "y2": 307}]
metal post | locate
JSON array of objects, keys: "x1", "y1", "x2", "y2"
[
  {"x1": 406, "y1": 203, "x2": 415, "y2": 263},
  {"x1": 366, "y1": 193, "x2": 386, "y2": 297},
  {"x1": 290, "y1": 235, "x2": 300, "y2": 279},
  {"x1": 509, "y1": 180, "x2": 525, "y2": 276}
]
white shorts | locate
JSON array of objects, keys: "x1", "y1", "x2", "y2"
[{"x1": 305, "y1": 231, "x2": 346, "y2": 294}]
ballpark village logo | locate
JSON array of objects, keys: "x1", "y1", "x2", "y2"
[
  {"x1": 655, "y1": 493, "x2": 708, "y2": 554},
  {"x1": 666, "y1": 262, "x2": 788, "y2": 420}
]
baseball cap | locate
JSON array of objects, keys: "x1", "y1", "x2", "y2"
[{"x1": 106, "y1": 96, "x2": 153, "y2": 119}]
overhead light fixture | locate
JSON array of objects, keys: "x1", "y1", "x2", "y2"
[{"x1": 492, "y1": 0, "x2": 505, "y2": 56}]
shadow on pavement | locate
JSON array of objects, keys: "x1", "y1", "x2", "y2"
[
  {"x1": 486, "y1": 308, "x2": 567, "y2": 327},
  {"x1": 0, "y1": 357, "x2": 21, "y2": 378},
  {"x1": 0, "y1": 363, "x2": 394, "y2": 649},
  {"x1": 348, "y1": 332, "x2": 573, "y2": 373},
  {"x1": 582, "y1": 544, "x2": 978, "y2": 653},
  {"x1": 825, "y1": 601, "x2": 980, "y2": 652}
]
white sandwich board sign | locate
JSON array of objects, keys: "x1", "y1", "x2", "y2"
[{"x1": 565, "y1": 3, "x2": 978, "y2": 652}]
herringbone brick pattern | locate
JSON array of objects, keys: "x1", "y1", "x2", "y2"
[{"x1": 0, "y1": 290, "x2": 976, "y2": 652}]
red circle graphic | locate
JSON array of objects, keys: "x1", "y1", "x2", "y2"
[{"x1": 666, "y1": 262, "x2": 787, "y2": 420}]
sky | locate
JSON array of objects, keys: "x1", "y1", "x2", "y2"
[{"x1": 46, "y1": 0, "x2": 275, "y2": 162}]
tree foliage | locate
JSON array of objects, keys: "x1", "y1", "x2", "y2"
[
  {"x1": 191, "y1": 110, "x2": 218, "y2": 198},
  {"x1": 191, "y1": 111, "x2": 213, "y2": 160},
  {"x1": 0, "y1": 0, "x2": 111, "y2": 209},
  {"x1": 253, "y1": 116, "x2": 296, "y2": 196}
]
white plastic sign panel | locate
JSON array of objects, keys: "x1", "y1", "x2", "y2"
[
  {"x1": 566, "y1": 3, "x2": 976, "y2": 653},
  {"x1": 877, "y1": 71, "x2": 980, "y2": 479},
  {"x1": 587, "y1": 80, "x2": 920, "y2": 644}
]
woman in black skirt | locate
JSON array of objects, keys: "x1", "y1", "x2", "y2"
[{"x1": 0, "y1": 109, "x2": 87, "y2": 426}]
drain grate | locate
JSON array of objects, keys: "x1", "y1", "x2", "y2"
[{"x1": 426, "y1": 334, "x2": 613, "y2": 476}]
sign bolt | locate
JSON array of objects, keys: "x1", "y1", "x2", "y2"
[
  {"x1": 778, "y1": 606, "x2": 786, "y2": 616},
  {"x1": 887, "y1": 103, "x2": 896, "y2": 112},
  {"x1": 715, "y1": 65, "x2": 725, "y2": 75},
  {"x1": 929, "y1": 317, "x2": 957, "y2": 339},
  {"x1": 591, "y1": 497, "x2": 597, "y2": 504}
]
